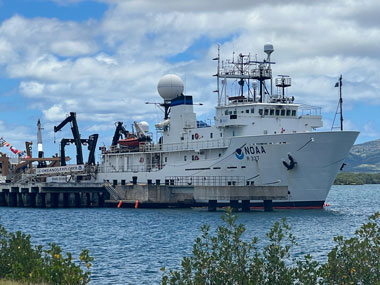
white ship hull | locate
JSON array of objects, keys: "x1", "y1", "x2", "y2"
[
  {"x1": 97, "y1": 130, "x2": 358, "y2": 208},
  {"x1": 97, "y1": 46, "x2": 358, "y2": 208}
]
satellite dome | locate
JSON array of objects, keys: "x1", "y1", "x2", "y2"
[
  {"x1": 138, "y1": 121, "x2": 149, "y2": 133},
  {"x1": 264, "y1": 43, "x2": 274, "y2": 55},
  {"x1": 157, "y1": 74, "x2": 184, "y2": 101}
]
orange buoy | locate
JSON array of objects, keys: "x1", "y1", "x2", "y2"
[
  {"x1": 117, "y1": 200, "x2": 123, "y2": 208},
  {"x1": 135, "y1": 200, "x2": 139, "y2": 208}
]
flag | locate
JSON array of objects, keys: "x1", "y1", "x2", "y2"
[{"x1": 335, "y1": 82, "x2": 339, "y2": 87}]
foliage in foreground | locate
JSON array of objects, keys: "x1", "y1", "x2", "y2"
[
  {"x1": 162, "y1": 208, "x2": 380, "y2": 284},
  {"x1": 0, "y1": 224, "x2": 93, "y2": 285}
]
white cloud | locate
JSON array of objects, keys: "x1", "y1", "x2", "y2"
[
  {"x1": 43, "y1": 105, "x2": 66, "y2": 121},
  {"x1": 0, "y1": 0, "x2": 380, "y2": 146},
  {"x1": 0, "y1": 120, "x2": 34, "y2": 152},
  {"x1": 19, "y1": 81, "x2": 45, "y2": 97},
  {"x1": 362, "y1": 121, "x2": 380, "y2": 138},
  {"x1": 50, "y1": 40, "x2": 95, "y2": 57}
]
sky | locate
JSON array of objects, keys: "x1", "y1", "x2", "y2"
[{"x1": 0, "y1": 0, "x2": 379, "y2": 161}]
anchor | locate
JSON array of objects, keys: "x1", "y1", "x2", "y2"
[{"x1": 282, "y1": 153, "x2": 297, "y2": 170}]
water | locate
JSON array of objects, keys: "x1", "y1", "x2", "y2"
[{"x1": 0, "y1": 185, "x2": 379, "y2": 284}]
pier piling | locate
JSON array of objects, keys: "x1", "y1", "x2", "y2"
[
  {"x1": 208, "y1": 200, "x2": 217, "y2": 212},
  {"x1": 263, "y1": 200, "x2": 273, "y2": 212},
  {"x1": 242, "y1": 200, "x2": 250, "y2": 212}
]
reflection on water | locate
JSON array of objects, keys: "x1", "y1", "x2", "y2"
[{"x1": 0, "y1": 185, "x2": 379, "y2": 284}]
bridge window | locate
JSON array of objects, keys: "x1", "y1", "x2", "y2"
[
  {"x1": 210, "y1": 133, "x2": 213, "y2": 139},
  {"x1": 292, "y1": 110, "x2": 297, "y2": 116},
  {"x1": 281, "y1": 109, "x2": 285, "y2": 116},
  {"x1": 286, "y1": 109, "x2": 291, "y2": 116},
  {"x1": 264, "y1": 109, "x2": 269, "y2": 115},
  {"x1": 259, "y1": 109, "x2": 263, "y2": 115},
  {"x1": 225, "y1": 110, "x2": 228, "y2": 115},
  {"x1": 246, "y1": 109, "x2": 249, "y2": 113},
  {"x1": 184, "y1": 156, "x2": 187, "y2": 161},
  {"x1": 251, "y1": 108, "x2": 255, "y2": 113},
  {"x1": 276, "y1": 109, "x2": 280, "y2": 116},
  {"x1": 270, "y1": 109, "x2": 274, "y2": 116}
]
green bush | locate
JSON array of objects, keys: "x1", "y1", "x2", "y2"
[
  {"x1": 162, "y1": 209, "x2": 380, "y2": 284},
  {"x1": 0, "y1": 224, "x2": 93, "y2": 285}
]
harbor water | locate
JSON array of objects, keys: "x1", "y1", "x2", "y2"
[{"x1": 1, "y1": 184, "x2": 379, "y2": 284}]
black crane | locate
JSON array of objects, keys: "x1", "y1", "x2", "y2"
[
  {"x1": 112, "y1": 122, "x2": 130, "y2": 146},
  {"x1": 59, "y1": 134, "x2": 98, "y2": 166},
  {"x1": 54, "y1": 112, "x2": 84, "y2": 165}
]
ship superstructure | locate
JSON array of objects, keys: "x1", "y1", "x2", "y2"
[{"x1": 97, "y1": 44, "x2": 358, "y2": 208}]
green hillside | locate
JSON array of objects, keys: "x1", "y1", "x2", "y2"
[{"x1": 343, "y1": 139, "x2": 380, "y2": 172}]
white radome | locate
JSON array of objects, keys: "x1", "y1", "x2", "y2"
[
  {"x1": 138, "y1": 121, "x2": 150, "y2": 133},
  {"x1": 264, "y1": 43, "x2": 274, "y2": 55},
  {"x1": 157, "y1": 74, "x2": 184, "y2": 101}
]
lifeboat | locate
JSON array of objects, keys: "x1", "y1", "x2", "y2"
[
  {"x1": 118, "y1": 136, "x2": 152, "y2": 148},
  {"x1": 118, "y1": 138, "x2": 139, "y2": 147}
]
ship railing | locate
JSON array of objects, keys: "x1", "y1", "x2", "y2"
[
  {"x1": 99, "y1": 163, "x2": 165, "y2": 173},
  {"x1": 298, "y1": 104, "x2": 321, "y2": 116},
  {"x1": 165, "y1": 176, "x2": 246, "y2": 186},
  {"x1": 141, "y1": 138, "x2": 230, "y2": 153}
]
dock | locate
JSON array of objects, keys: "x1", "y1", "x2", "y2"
[
  {"x1": 104, "y1": 180, "x2": 288, "y2": 211},
  {"x1": 0, "y1": 182, "x2": 107, "y2": 208},
  {"x1": 0, "y1": 179, "x2": 288, "y2": 211}
]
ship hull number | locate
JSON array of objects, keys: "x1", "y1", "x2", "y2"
[{"x1": 235, "y1": 145, "x2": 266, "y2": 161}]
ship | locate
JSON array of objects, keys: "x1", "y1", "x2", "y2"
[{"x1": 96, "y1": 44, "x2": 359, "y2": 209}]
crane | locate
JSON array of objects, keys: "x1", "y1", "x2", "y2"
[
  {"x1": 54, "y1": 112, "x2": 84, "y2": 165},
  {"x1": 112, "y1": 122, "x2": 130, "y2": 146}
]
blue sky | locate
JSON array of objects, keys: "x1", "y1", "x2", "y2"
[{"x1": 0, "y1": 0, "x2": 380, "y2": 161}]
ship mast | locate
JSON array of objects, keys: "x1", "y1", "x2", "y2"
[
  {"x1": 339, "y1": 75, "x2": 343, "y2": 131},
  {"x1": 331, "y1": 75, "x2": 343, "y2": 131},
  {"x1": 214, "y1": 44, "x2": 275, "y2": 105}
]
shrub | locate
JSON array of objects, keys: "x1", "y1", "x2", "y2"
[
  {"x1": 162, "y1": 209, "x2": 380, "y2": 284},
  {"x1": 0, "y1": 224, "x2": 93, "y2": 285}
]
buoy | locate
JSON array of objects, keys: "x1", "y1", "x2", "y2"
[
  {"x1": 194, "y1": 133, "x2": 199, "y2": 139},
  {"x1": 117, "y1": 200, "x2": 123, "y2": 208},
  {"x1": 135, "y1": 200, "x2": 139, "y2": 208}
]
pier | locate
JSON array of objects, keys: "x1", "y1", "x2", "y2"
[
  {"x1": 0, "y1": 182, "x2": 107, "y2": 208},
  {"x1": 104, "y1": 180, "x2": 288, "y2": 211},
  {"x1": 0, "y1": 179, "x2": 287, "y2": 211}
]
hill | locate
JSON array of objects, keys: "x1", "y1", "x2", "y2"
[{"x1": 343, "y1": 139, "x2": 380, "y2": 172}]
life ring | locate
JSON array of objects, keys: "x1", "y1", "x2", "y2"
[
  {"x1": 194, "y1": 133, "x2": 199, "y2": 140},
  {"x1": 139, "y1": 157, "x2": 144, "y2": 163},
  {"x1": 194, "y1": 155, "x2": 199, "y2": 160}
]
